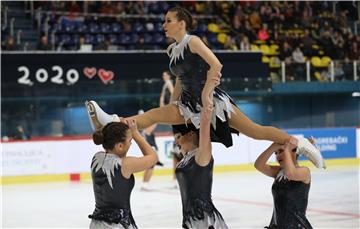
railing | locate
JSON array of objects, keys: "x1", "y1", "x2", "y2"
[{"x1": 280, "y1": 60, "x2": 359, "y2": 83}]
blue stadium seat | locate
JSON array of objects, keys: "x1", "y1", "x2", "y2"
[
  {"x1": 207, "y1": 33, "x2": 217, "y2": 44},
  {"x1": 111, "y1": 23, "x2": 122, "y2": 33},
  {"x1": 154, "y1": 22, "x2": 163, "y2": 32},
  {"x1": 59, "y1": 34, "x2": 71, "y2": 44},
  {"x1": 130, "y1": 33, "x2": 139, "y2": 44},
  {"x1": 64, "y1": 22, "x2": 76, "y2": 33},
  {"x1": 197, "y1": 23, "x2": 208, "y2": 33},
  {"x1": 133, "y1": 22, "x2": 145, "y2": 33},
  {"x1": 148, "y1": 3, "x2": 160, "y2": 14},
  {"x1": 143, "y1": 33, "x2": 153, "y2": 44},
  {"x1": 153, "y1": 33, "x2": 165, "y2": 44},
  {"x1": 84, "y1": 34, "x2": 95, "y2": 44},
  {"x1": 77, "y1": 22, "x2": 88, "y2": 33},
  {"x1": 89, "y1": 23, "x2": 100, "y2": 33},
  {"x1": 100, "y1": 23, "x2": 111, "y2": 33},
  {"x1": 108, "y1": 34, "x2": 118, "y2": 44},
  {"x1": 96, "y1": 34, "x2": 105, "y2": 44},
  {"x1": 119, "y1": 34, "x2": 130, "y2": 45}
]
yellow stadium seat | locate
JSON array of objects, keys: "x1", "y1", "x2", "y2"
[
  {"x1": 321, "y1": 56, "x2": 331, "y2": 67},
  {"x1": 251, "y1": 44, "x2": 259, "y2": 51},
  {"x1": 208, "y1": 23, "x2": 220, "y2": 33},
  {"x1": 312, "y1": 44, "x2": 320, "y2": 50},
  {"x1": 260, "y1": 44, "x2": 270, "y2": 55},
  {"x1": 311, "y1": 56, "x2": 322, "y2": 67},
  {"x1": 255, "y1": 39, "x2": 265, "y2": 44},
  {"x1": 269, "y1": 44, "x2": 279, "y2": 55},
  {"x1": 262, "y1": 55, "x2": 270, "y2": 63},
  {"x1": 217, "y1": 33, "x2": 227, "y2": 44},
  {"x1": 314, "y1": 71, "x2": 322, "y2": 81},
  {"x1": 269, "y1": 56, "x2": 281, "y2": 68}
]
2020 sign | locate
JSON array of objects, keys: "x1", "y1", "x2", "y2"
[{"x1": 17, "y1": 65, "x2": 80, "y2": 86}]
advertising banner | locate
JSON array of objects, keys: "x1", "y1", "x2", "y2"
[{"x1": 287, "y1": 128, "x2": 357, "y2": 159}]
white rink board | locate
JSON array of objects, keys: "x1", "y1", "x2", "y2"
[{"x1": 2, "y1": 134, "x2": 273, "y2": 176}]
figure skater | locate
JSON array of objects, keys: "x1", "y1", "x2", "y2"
[
  {"x1": 254, "y1": 141, "x2": 315, "y2": 228},
  {"x1": 85, "y1": 6, "x2": 325, "y2": 169},
  {"x1": 173, "y1": 78, "x2": 228, "y2": 228},
  {"x1": 88, "y1": 119, "x2": 158, "y2": 229}
]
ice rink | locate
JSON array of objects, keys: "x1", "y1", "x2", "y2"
[{"x1": 2, "y1": 165, "x2": 359, "y2": 228}]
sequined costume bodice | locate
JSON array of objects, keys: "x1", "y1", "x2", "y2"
[
  {"x1": 267, "y1": 175, "x2": 312, "y2": 229},
  {"x1": 176, "y1": 151, "x2": 214, "y2": 207},
  {"x1": 167, "y1": 34, "x2": 238, "y2": 148},
  {"x1": 175, "y1": 149, "x2": 228, "y2": 228},
  {"x1": 168, "y1": 34, "x2": 210, "y2": 98},
  {"x1": 89, "y1": 151, "x2": 137, "y2": 228}
]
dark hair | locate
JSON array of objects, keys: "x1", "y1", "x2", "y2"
[
  {"x1": 92, "y1": 122, "x2": 129, "y2": 150},
  {"x1": 163, "y1": 70, "x2": 172, "y2": 77},
  {"x1": 168, "y1": 6, "x2": 197, "y2": 31},
  {"x1": 172, "y1": 124, "x2": 198, "y2": 136}
]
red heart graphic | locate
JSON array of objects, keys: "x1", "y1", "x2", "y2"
[
  {"x1": 83, "y1": 67, "x2": 97, "y2": 79},
  {"x1": 98, "y1": 69, "x2": 114, "y2": 84}
]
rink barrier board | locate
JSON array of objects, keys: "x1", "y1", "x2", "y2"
[{"x1": 1, "y1": 158, "x2": 358, "y2": 185}]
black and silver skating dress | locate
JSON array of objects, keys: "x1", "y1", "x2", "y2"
[
  {"x1": 89, "y1": 152, "x2": 137, "y2": 229},
  {"x1": 176, "y1": 149, "x2": 228, "y2": 229},
  {"x1": 167, "y1": 34, "x2": 239, "y2": 148},
  {"x1": 266, "y1": 170, "x2": 312, "y2": 229}
]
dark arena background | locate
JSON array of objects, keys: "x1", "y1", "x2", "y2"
[{"x1": 1, "y1": 1, "x2": 359, "y2": 228}]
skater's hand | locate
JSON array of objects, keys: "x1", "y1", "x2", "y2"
[
  {"x1": 207, "y1": 70, "x2": 221, "y2": 88},
  {"x1": 270, "y1": 142, "x2": 285, "y2": 152},
  {"x1": 124, "y1": 118, "x2": 138, "y2": 134}
]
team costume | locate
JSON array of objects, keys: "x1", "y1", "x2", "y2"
[
  {"x1": 176, "y1": 149, "x2": 228, "y2": 229},
  {"x1": 89, "y1": 152, "x2": 137, "y2": 229},
  {"x1": 266, "y1": 170, "x2": 312, "y2": 229},
  {"x1": 167, "y1": 34, "x2": 239, "y2": 148}
]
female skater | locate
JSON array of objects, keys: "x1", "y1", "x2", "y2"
[
  {"x1": 174, "y1": 78, "x2": 228, "y2": 228},
  {"x1": 254, "y1": 142, "x2": 313, "y2": 228},
  {"x1": 85, "y1": 6, "x2": 324, "y2": 169},
  {"x1": 88, "y1": 119, "x2": 158, "y2": 229}
]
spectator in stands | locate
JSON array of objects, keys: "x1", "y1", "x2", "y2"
[
  {"x1": 134, "y1": 35, "x2": 151, "y2": 50},
  {"x1": 239, "y1": 35, "x2": 251, "y2": 51},
  {"x1": 223, "y1": 35, "x2": 238, "y2": 50},
  {"x1": 12, "y1": 125, "x2": 29, "y2": 140},
  {"x1": 292, "y1": 47, "x2": 305, "y2": 64},
  {"x1": 96, "y1": 38, "x2": 111, "y2": 51},
  {"x1": 332, "y1": 31, "x2": 345, "y2": 59},
  {"x1": 37, "y1": 35, "x2": 52, "y2": 51},
  {"x1": 284, "y1": 57, "x2": 295, "y2": 81},
  {"x1": 302, "y1": 29, "x2": 315, "y2": 57},
  {"x1": 292, "y1": 47, "x2": 306, "y2": 81},
  {"x1": 320, "y1": 30, "x2": 334, "y2": 57},
  {"x1": 279, "y1": 41, "x2": 292, "y2": 61},
  {"x1": 260, "y1": 2, "x2": 272, "y2": 24},
  {"x1": 3, "y1": 36, "x2": 19, "y2": 51},
  {"x1": 348, "y1": 41, "x2": 359, "y2": 60},
  {"x1": 243, "y1": 20, "x2": 257, "y2": 43},
  {"x1": 333, "y1": 61, "x2": 345, "y2": 81},
  {"x1": 310, "y1": 22, "x2": 321, "y2": 43},
  {"x1": 343, "y1": 56, "x2": 354, "y2": 80},
  {"x1": 249, "y1": 11, "x2": 261, "y2": 30},
  {"x1": 258, "y1": 23, "x2": 270, "y2": 41}
]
